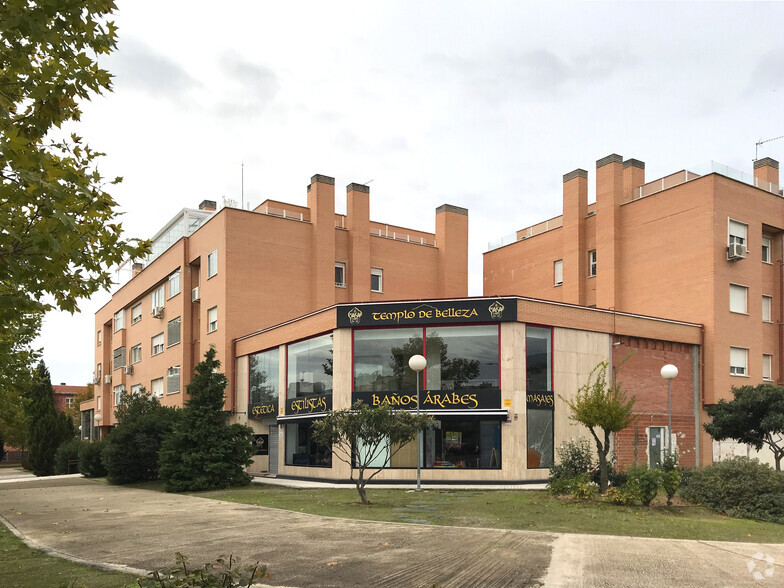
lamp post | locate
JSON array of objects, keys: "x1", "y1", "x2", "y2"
[
  {"x1": 660, "y1": 364, "x2": 678, "y2": 454},
  {"x1": 409, "y1": 354, "x2": 427, "y2": 491}
]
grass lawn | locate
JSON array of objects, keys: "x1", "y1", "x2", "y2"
[
  {"x1": 0, "y1": 524, "x2": 138, "y2": 588},
  {"x1": 174, "y1": 484, "x2": 784, "y2": 544}
]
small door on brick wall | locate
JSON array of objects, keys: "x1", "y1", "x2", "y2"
[
  {"x1": 648, "y1": 427, "x2": 665, "y2": 468},
  {"x1": 268, "y1": 425, "x2": 278, "y2": 474}
]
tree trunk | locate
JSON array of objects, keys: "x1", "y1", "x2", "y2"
[
  {"x1": 589, "y1": 428, "x2": 609, "y2": 494},
  {"x1": 776, "y1": 451, "x2": 782, "y2": 472}
]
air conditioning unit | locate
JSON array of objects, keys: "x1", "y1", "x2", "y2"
[
  {"x1": 123, "y1": 365, "x2": 134, "y2": 375},
  {"x1": 151, "y1": 306, "x2": 164, "y2": 318},
  {"x1": 92, "y1": 376, "x2": 100, "y2": 385},
  {"x1": 728, "y1": 242, "x2": 747, "y2": 260},
  {"x1": 191, "y1": 286, "x2": 201, "y2": 302},
  {"x1": 104, "y1": 374, "x2": 112, "y2": 384}
]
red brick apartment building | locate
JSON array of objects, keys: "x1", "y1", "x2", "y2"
[
  {"x1": 484, "y1": 154, "x2": 783, "y2": 465},
  {"x1": 81, "y1": 175, "x2": 468, "y2": 436},
  {"x1": 52, "y1": 384, "x2": 84, "y2": 413}
]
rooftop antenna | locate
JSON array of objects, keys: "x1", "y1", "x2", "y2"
[
  {"x1": 241, "y1": 162, "x2": 244, "y2": 210},
  {"x1": 755, "y1": 135, "x2": 784, "y2": 161}
]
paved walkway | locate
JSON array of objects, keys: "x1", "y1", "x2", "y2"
[{"x1": 0, "y1": 473, "x2": 783, "y2": 587}]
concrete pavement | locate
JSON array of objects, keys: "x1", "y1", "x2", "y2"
[{"x1": 0, "y1": 473, "x2": 783, "y2": 587}]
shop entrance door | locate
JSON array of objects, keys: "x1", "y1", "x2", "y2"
[
  {"x1": 268, "y1": 425, "x2": 278, "y2": 474},
  {"x1": 649, "y1": 427, "x2": 664, "y2": 468}
]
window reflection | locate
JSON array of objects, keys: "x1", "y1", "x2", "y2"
[
  {"x1": 354, "y1": 328, "x2": 423, "y2": 392},
  {"x1": 426, "y1": 326, "x2": 499, "y2": 390},
  {"x1": 249, "y1": 348, "x2": 278, "y2": 404},
  {"x1": 287, "y1": 334, "x2": 333, "y2": 398}
]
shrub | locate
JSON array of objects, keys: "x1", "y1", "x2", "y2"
[
  {"x1": 79, "y1": 439, "x2": 107, "y2": 477},
  {"x1": 570, "y1": 475, "x2": 598, "y2": 500},
  {"x1": 138, "y1": 553, "x2": 270, "y2": 587},
  {"x1": 624, "y1": 465, "x2": 661, "y2": 506},
  {"x1": 679, "y1": 457, "x2": 784, "y2": 523},
  {"x1": 660, "y1": 451, "x2": 681, "y2": 506},
  {"x1": 603, "y1": 486, "x2": 636, "y2": 506},
  {"x1": 549, "y1": 438, "x2": 594, "y2": 482},
  {"x1": 54, "y1": 438, "x2": 82, "y2": 475}
]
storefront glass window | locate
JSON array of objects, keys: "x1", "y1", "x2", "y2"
[
  {"x1": 526, "y1": 326, "x2": 553, "y2": 468},
  {"x1": 425, "y1": 419, "x2": 501, "y2": 469},
  {"x1": 526, "y1": 326, "x2": 551, "y2": 391},
  {"x1": 285, "y1": 421, "x2": 331, "y2": 467},
  {"x1": 354, "y1": 328, "x2": 423, "y2": 392},
  {"x1": 526, "y1": 409, "x2": 554, "y2": 468},
  {"x1": 287, "y1": 334, "x2": 333, "y2": 398},
  {"x1": 250, "y1": 348, "x2": 278, "y2": 404},
  {"x1": 425, "y1": 325, "x2": 499, "y2": 390}
]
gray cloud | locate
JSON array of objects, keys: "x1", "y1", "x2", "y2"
[
  {"x1": 110, "y1": 38, "x2": 201, "y2": 97},
  {"x1": 213, "y1": 54, "x2": 280, "y2": 119}
]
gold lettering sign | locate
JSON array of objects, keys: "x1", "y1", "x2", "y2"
[
  {"x1": 424, "y1": 391, "x2": 479, "y2": 410},
  {"x1": 371, "y1": 393, "x2": 418, "y2": 408},
  {"x1": 290, "y1": 396, "x2": 328, "y2": 414},
  {"x1": 250, "y1": 404, "x2": 276, "y2": 417},
  {"x1": 526, "y1": 393, "x2": 554, "y2": 408}
]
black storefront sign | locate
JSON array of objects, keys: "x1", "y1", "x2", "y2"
[
  {"x1": 285, "y1": 393, "x2": 332, "y2": 415},
  {"x1": 248, "y1": 400, "x2": 278, "y2": 419},
  {"x1": 353, "y1": 389, "x2": 501, "y2": 411},
  {"x1": 526, "y1": 391, "x2": 554, "y2": 409},
  {"x1": 253, "y1": 434, "x2": 269, "y2": 455},
  {"x1": 337, "y1": 298, "x2": 517, "y2": 328}
]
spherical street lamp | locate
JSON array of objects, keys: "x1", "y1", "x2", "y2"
[
  {"x1": 409, "y1": 354, "x2": 427, "y2": 491},
  {"x1": 660, "y1": 364, "x2": 678, "y2": 453}
]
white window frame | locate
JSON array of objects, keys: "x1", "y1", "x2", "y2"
[
  {"x1": 167, "y1": 316, "x2": 181, "y2": 347},
  {"x1": 152, "y1": 333, "x2": 164, "y2": 356},
  {"x1": 762, "y1": 235, "x2": 772, "y2": 263},
  {"x1": 113, "y1": 385, "x2": 125, "y2": 406},
  {"x1": 588, "y1": 250, "x2": 597, "y2": 277},
  {"x1": 763, "y1": 295, "x2": 773, "y2": 322},
  {"x1": 151, "y1": 285, "x2": 165, "y2": 312},
  {"x1": 131, "y1": 384, "x2": 142, "y2": 396},
  {"x1": 65, "y1": 397, "x2": 74, "y2": 408},
  {"x1": 371, "y1": 268, "x2": 383, "y2": 293},
  {"x1": 335, "y1": 262, "x2": 346, "y2": 288},
  {"x1": 130, "y1": 344, "x2": 141, "y2": 364},
  {"x1": 730, "y1": 346, "x2": 748, "y2": 376},
  {"x1": 167, "y1": 366, "x2": 181, "y2": 394},
  {"x1": 763, "y1": 354, "x2": 773, "y2": 381},
  {"x1": 131, "y1": 303, "x2": 142, "y2": 325},
  {"x1": 151, "y1": 377, "x2": 164, "y2": 398},
  {"x1": 97, "y1": 396, "x2": 101, "y2": 411},
  {"x1": 168, "y1": 269, "x2": 181, "y2": 298},
  {"x1": 114, "y1": 309, "x2": 125, "y2": 332},
  {"x1": 207, "y1": 250, "x2": 218, "y2": 278},
  {"x1": 728, "y1": 219, "x2": 747, "y2": 247},
  {"x1": 208, "y1": 306, "x2": 218, "y2": 333},
  {"x1": 97, "y1": 330, "x2": 102, "y2": 346},
  {"x1": 554, "y1": 259, "x2": 563, "y2": 286},
  {"x1": 729, "y1": 283, "x2": 748, "y2": 314}
]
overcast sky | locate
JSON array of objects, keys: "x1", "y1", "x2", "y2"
[{"x1": 37, "y1": 1, "x2": 784, "y2": 385}]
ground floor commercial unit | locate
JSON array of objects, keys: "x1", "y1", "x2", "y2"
[{"x1": 233, "y1": 296, "x2": 703, "y2": 484}]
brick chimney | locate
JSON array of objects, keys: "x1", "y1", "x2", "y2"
[
  {"x1": 562, "y1": 168, "x2": 588, "y2": 306},
  {"x1": 132, "y1": 262, "x2": 144, "y2": 278},
  {"x1": 754, "y1": 157, "x2": 779, "y2": 189},
  {"x1": 199, "y1": 199, "x2": 217, "y2": 211},
  {"x1": 623, "y1": 159, "x2": 645, "y2": 200}
]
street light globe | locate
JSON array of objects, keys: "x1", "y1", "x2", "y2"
[
  {"x1": 661, "y1": 364, "x2": 678, "y2": 380},
  {"x1": 94, "y1": 413, "x2": 102, "y2": 424},
  {"x1": 409, "y1": 354, "x2": 426, "y2": 372}
]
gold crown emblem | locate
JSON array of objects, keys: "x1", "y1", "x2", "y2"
[
  {"x1": 488, "y1": 300, "x2": 505, "y2": 319},
  {"x1": 347, "y1": 307, "x2": 363, "y2": 324}
]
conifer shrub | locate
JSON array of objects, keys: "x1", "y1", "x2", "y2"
[
  {"x1": 26, "y1": 362, "x2": 75, "y2": 476},
  {"x1": 79, "y1": 439, "x2": 107, "y2": 477},
  {"x1": 54, "y1": 438, "x2": 82, "y2": 474}
]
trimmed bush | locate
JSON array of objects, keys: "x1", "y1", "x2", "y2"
[
  {"x1": 624, "y1": 465, "x2": 661, "y2": 506},
  {"x1": 79, "y1": 439, "x2": 107, "y2": 478},
  {"x1": 54, "y1": 438, "x2": 82, "y2": 474},
  {"x1": 679, "y1": 457, "x2": 784, "y2": 523},
  {"x1": 550, "y1": 438, "x2": 594, "y2": 480}
]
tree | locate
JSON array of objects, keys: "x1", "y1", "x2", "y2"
[
  {"x1": 704, "y1": 384, "x2": 784, "y2": 471},
  {"x1": 1, "y1": 1, "x2": 149, "y2": 388},
  {"x1": 311, "y1": 401, "x2": 434, "y2": 504},
  {"x1": 102, "y1": 387, "x2": 179, "y2": 484},
  {"x1": 25, "y1": 361, "x2": 75, "y2": 476},
  {"x1": 159, "y1": 348, "x2": 256, "y2": 492},
  {"x1": 564, "y1": 361, "x2": 636, "y2": 493}
]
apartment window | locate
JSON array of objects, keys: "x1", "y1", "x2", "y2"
[
  {"x1": 762, "y1": 236, "x2": 772, "y2": 263},
  {"x1": 112, "y1": 346, "x2": 126, "y2": 370},
  {"x1": 763, "y1": 295, "x2": 773, "y2": 322},
  {"x1": 554, "y1": 260, "x2": 563, "y2": 286},
  {"x1": 96, "y1": 363, "x2": 102, "y2": 382},
  {"x1": 65, "y1": 397, "x2": 74, "y2": 409},
  {"x1": 151, "y1": 377, "x2": 164, "y2": 398},
  {"x1": 130, "y1": 344, "x2": 141, "y2": 364},
  {"x1": 208, "y1": 306, "x2": 218, "y2": 333},
  {"x1": 113, "y1": 384, "x2": 125, "y2": 406},
  {"x1": 167, "y1": 316, "x2": 181, "y2": 347},
  {"x1": 588, "y1": 250, "x2": 597, "y2": 277},
  {"x1": 114, "y1": 310, "x2": 125, "y2": 332},
  {"x1": 152, "y1": 333, "x2": 164, "y2": 356},
  {"x1": 763, "y1": 354, "x2": 773, "y2": 381},
  {"x1": 730, "y1": 347, "x2": 748, "y2": 376},
  {"x1": 335, "y1": 262, "x2": 346, "y2": 287},
  {"x1": 131, "y1": 303, "x2": 142, "y2": 325},
  {"x1": 207, "y1": 250, "x2": 218, "y2": 278},
  {"x1": 371, "y1": 268, "x2": 383, "y2": 292},
  {"x1": 168, "y1": 269, "x2": 181, "y2": 298},
  {"x1": 97, "y1": 396, "x2": 101, "y2": 411},
  {"x1": 729, "y1": 284, "x2": 748, "y2": 314},
  {"x1": 728, "y1": 219, "x2": 747, "y2": 247},
  {"x1": 97, "y1": 330, "x2": 102, "y2": 346},
  {"x1": 151, "y1": 285, "x2": 165, "y2": 312},
  {"x1": 167, "y1": 366, "x2": 181, "y2": 394},
  {"x1": 131, "y1": 384, "x2": 142, "y2": 396}
]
